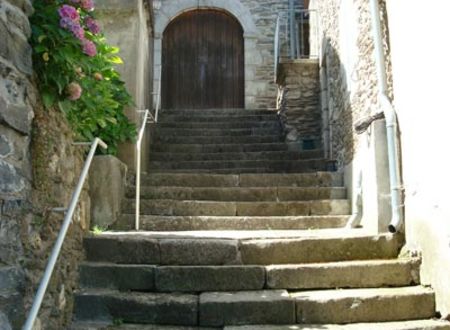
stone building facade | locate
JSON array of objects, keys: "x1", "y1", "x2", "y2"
[{"x1": 153, "y1": 0, "x2": 299, "y2": 110}]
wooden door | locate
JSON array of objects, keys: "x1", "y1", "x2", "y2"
[{"x1": 162, "y1": 10, "x2": 245, "y2": 110}]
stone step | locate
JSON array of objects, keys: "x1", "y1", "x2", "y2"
[
  {"x1": 200, "y1": 290, "x2": 295, "y2": 326},
  {"x1": 149, "y1": 150, "x2": 323, "y2": 162},
  {"x1": 149, "y1": 168, "x2": 330, "y2": 174},
  {"x1": 74, "y1": 290, "x2": 198, "y2": 326},
  {"x1": 161, "y1": 108, "x2": 275, "y2": 116},
  {"x1": 83, "y1": 231, "x2": 401, "y2": 265},
  {"x1": 70, "y1": 319, "x2": 450, "y2": 330},
  {"x1": 71, "y1": 324, "x2": 217, "y2": 330},
  {"x1": 225, "y1": 320, "x2": 450, "y2": 330},
  {"x1": 125, "y1": 215, "x2": 348, "y2": 231},
  {"x1": 151, "y1": 142, "x2": 290, "y2": 153},
  {"x1": 123, "y1": 199, "x2": 350, "y2": 216},
  {"x1": 155, "y1": 127, "x2": 282, "y2": 137},
  {"x1": 159, "y1": 114, "x2": 279, "y2": 123},
  {"x1": 293, "y1": 286, "x2": 435, "y2": 324},
  {"x1": 148, "y1": 159, "x2": 328, "y2": 172},
  {"x1": 127, "y1": 186, "x2": 347, "y2": 202},
  {"x1": 79, "y1": 259, "x2": 419, "y2": 293},
  {"x1": 154, "y1": 135, "x2": 283, "y2": 144},
  {"x1": 140, "y1": 172, "x2": 343, "y2": 188},
  {"x1": 158, "y1": 121, "x2": 282, "y2": 129}
]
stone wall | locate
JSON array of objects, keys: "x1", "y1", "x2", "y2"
[
  {"x1": 0, "y1": 0, "x2": 35, "y2": 327},
  {"x1": 311, "y1": 0, "x2": 392, "y2": 167},
  {"x1": 154, "y1": 0, "x2": 299, "y2": 110},
  {"x1": 1, "y1": 1, "x2": 90, "y2": 328},
  {"x1": 277, "y1": 59, "x2": 322, "y2": 148}
]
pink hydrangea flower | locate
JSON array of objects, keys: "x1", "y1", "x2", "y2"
[
  {"x1": 58, "y1": 5, "x2": 79, "y2": 22},
  {"x1": 82, "y1": 39, "x2": 97, "y2": 57},
  {"x1": 80, "y1": 0, "x2": 94, "y2": 11},
  {"x1": 85, "y1": 17, "x2": 100, "y2": 34},
  {"x1": 70, "y1": 23, "x2": 85, "y2": 40},
  {"x1": 66, "y1": 82, "x2": 82, "y2": 101}
]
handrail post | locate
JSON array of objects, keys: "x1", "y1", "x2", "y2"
[{"x1": 23, "y1": 138, "x2": 107, "y2": 330}]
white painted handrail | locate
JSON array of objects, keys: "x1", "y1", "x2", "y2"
[
  {"x1": 274, "y1": 14, "x2": 281, "y2": 82},
  {"x1": 135, "y1": 109, "x2": 150, "y2": 231},
  {"x1": 23, "y1": 138, "x2": 107, "y2": 330},
  {"x1": 154, "y1": 71, "x2": 162, "y2": 123}
]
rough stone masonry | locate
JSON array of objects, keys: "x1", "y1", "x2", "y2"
[{"x1": 1, "y1": 0, "x2": 91, "y2": 328}]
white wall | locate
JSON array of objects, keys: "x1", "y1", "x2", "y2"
[{"x1": 386, "y1": 0, "x2": 450, "y2": 318}]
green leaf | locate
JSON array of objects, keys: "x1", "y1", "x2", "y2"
[
  {"x1": 38, "y1": 35, "x2": 47, "y2": 43},
  {"x1": 42, "y1": 92, "x2": 55, "y2": 108},
  {"x1": 108, "y1": 56, "x2": 123, "y2": 64}
]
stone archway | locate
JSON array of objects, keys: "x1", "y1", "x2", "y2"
[{"x1": 153, "y1": 0, "x2": 259, "y2": 109}]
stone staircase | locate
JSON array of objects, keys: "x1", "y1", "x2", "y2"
[{"x1": 71, "y1": 109, "x2": 449, "y2": 329}]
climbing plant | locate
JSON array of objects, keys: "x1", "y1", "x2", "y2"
[{"x1": 30, "y1": 0, "x2": 136, "y2": 154}]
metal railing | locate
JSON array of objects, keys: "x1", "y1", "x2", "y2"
[
  {"x1": 274, "y1": 9, "x2": 319, "y2": 64},
  {"x1": 135, "y1": 71, "x2": 162, "y2": 230},
  {"x1": 23, "y1": 138, "x2": 107, "y2": 330},
  {"x1": 135, "y1": 109, "x2": 153, "y2": 231}
]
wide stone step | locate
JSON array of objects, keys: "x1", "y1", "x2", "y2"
[
  {"x1": 123, "y1": 199, "x2": 350, "y2": 216},
  {"x1": 293, "y1": 286, "x2": 435, "y2": 324},
  {"x1": 80, "y1": 259, "x2": 419, "y2": 293},
  {"x1": 151, "y1": 168, "x2": 331, "y2": 174},
  {"x1": 155, "y1": 127, "x2": 281, "y2": 137},
  {"x1": 225, "y1": 320, "x2": 450, "y2": 330},
  {"x1": 159, "y1": 114, "x2": 279, "y2": 123},
  {"x1": 161, "y1": 108, "x2": 275, "y2": 116},
  {"x1": 200, "y1": 290, "x2": 295, "y2": 326},
  {"x1": 140, "y1": 173, "x2": 343, "y2": 188},
  {"x1": 83, "y1": 231, "x2": 401, "y2": 265},
  {"x1": 266, "y1": 259, "x2": 420, "y2": 289},
  {"x1": 154, "y1": 135, "x2": 283, "y2": 144},
  {"x1": 159, "y1": 121, "x2": 282, "y2": 129},
  {"x1": 151, "y1": 142, "x2": 290, "y2": 153},
  {"x1": 74, "y1": 290, "x2": 198, "y2": 325},
  {"x1": 123, "y1": 215, "x2": 348, "y2": 231},
  {"x1": 149, "y1": 159, "x2": 328, "y2": 172},
  {"x1": 127, "y1": 186, "x2": 346, "y2": 201},
  {"x1": 150, "y1": 150, "x2": 323, "y2": 162}
]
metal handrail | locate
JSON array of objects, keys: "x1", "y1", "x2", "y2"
[
  {"x1": 135, "y1": 109, "x2": 150, "y2": 231},
  {"x1": 154, "y1": 71, "x2": 162, "y2": 122},
  {"x1": 274, "y1": 14, "x2": 281, "y2": 82},
  {"x1": 135, "y1": 71, "x2": 162, "y2": 230},
  {"x1": 23, "y1": 138, "x2": 107, "y2": 330}
]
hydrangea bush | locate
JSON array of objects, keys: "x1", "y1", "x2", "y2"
[{"x1": 30, "y1": 0, "x2": 136, "y2": 154}]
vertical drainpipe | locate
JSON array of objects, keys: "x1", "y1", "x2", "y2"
[
  {"x1": 369, "y1": 0, "x2": 403, "y2": 233},
  {"x1": 289, "y1": 0, "x2": 296, "y2": 59}
]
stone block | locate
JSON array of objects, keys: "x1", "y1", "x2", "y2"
[
  {"x1": 266, "y1": 259, "x2": 420, "y2": 289},
  {"x1": 199, "y1": 290, "x2": 295, "y2": 326},
  {"x1": 84, "y1": 236, "x2": 160, "y2": 264},
  {"x1": 160, "y1": 239, "x2": 240, "y2": 265},
  {"x1": 0, "y1": 19, "x2": 32, "y2": 75},
  {"x1": 224, "y1": 320, "x2": 450, "y2": 330},
  {"x1": 294, "y1": 286, "x2": 436, "y2": 324},
  {"x1": 74, "y1": 291, "x2": 198, "y2": 325},
  {"x1": 240, "y1": 234, "x2": 402, "y2": 265},
  {"x1": 80, "y1": 264, "x2": 156, "y2": 291},
  {"x1": 89, "y1": 155, "x2": 127, "y2": 230},
  {"x1": 156, "y1": 266, "x2": 265, "y2": 292}
]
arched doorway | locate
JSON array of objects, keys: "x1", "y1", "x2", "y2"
[{"x1": 162, "y1": 10, "x2": 245, "y2": 110}]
